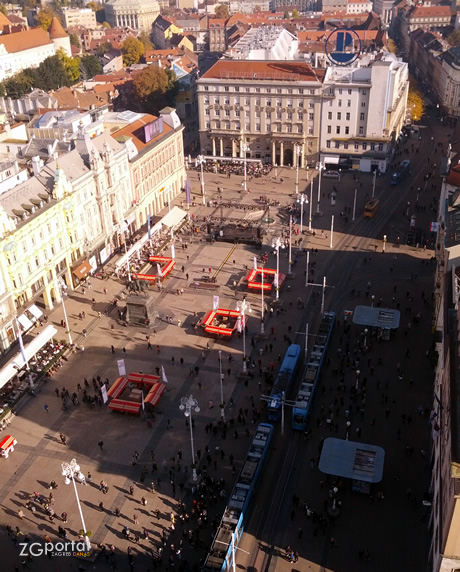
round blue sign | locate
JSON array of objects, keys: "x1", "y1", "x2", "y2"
[{"x1": 325, "y1": 28, "x2": 362, "y2": 66}]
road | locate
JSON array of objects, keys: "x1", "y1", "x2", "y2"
[{"x1": 0, "y1": 114, "x2": 448, "y2": 572}]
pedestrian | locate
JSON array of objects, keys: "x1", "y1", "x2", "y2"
[
  {"x1": 114, "y1": 507, "x2": 120, "y2": 517},
  {"x1": 129, "y1": 485, "x2": 135, "y2": 495},
  {"x1": 17, "y1": 509, "x2": 24, "y2": 519},
  {"x1": 141, "y1": 496, "x2": 147, "y2": 506},
  {"x1": 111, "y1": 345, "x2": 115, "y2": 354},
  {"x1": 44, "y1": 404, "x2": 49, "y2": 413},
  {"x1": 87, "y1": 472, "x2": 92, "y2": 483},
  {"x1": 98, "y1": 440, "x2": 104, "y2": 450},
  {"x1": 133, "y1": 513, "x2": 139, "y2": 525},
  {"x1": 61, "y1": 512, "x2": 67, "y2": 523},
  {"x1": 98, "y1": 501, "x2": 104, "y2": 511}
]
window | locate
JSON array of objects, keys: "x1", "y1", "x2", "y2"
[
  {"x1": 216, "y1": 121, "x2": 220, "y2": 128},
  {"x1": 214, "y1": 97, "x2": 219, "y2": 104},
  {"x1": 345, "y1": 126, "x2": 349, "y2": 135},
  {"x1": 338, "y1": 99, "x2": 342, "y2": 107},
  {"x1": 361, "y1": 102, "x2": 366, "y2": 107},
  {"x1": 266, "y1": 111, "x2": 271, "y2": 119},
  {"x1": 255, "y1": 111, "x2": 261, "y2": 118},
  {"x1": 360, "y1": 112, "x2": 365, "y2": 120},
  {"x1": 204, "y1": 86, "x2": 209, "y2": 91},
  {"x1": 276, "y1": 99, "x2": 282, "y2": 106},
  {"x1": 298, "y1": 101, "x2": 304, "y2": 108},
  {"x1": 297, "y1": 125, "x2": 302, "y2": 133},
  {"x1": 266, "y1": 100, "x2": 271, "y2": 106},
  {"x1": 287, "y1": 125, "x2": 292, "y2": 133},
  {"x1": 299, "y1": 88, "x2": 304, "y2": 94},
  {"x1": 266, "y1": 88, "x2": 271, "y2": 93},
  {"x1": 335, "y1": 141, "x2": 340, "y2": 148},
  {"x1": 348, "y1": 89, "x2": 352, "y2": 95},
  {"x1": 347, "y1": 100, "x2": 351, "y2": 107},
  {"x1": 277, "y1": 88, "x2": 282, "y2": 93},
  {"x1": 344, "y1": 142, "x2": 348, "y2": 149},
  {"x1": 256, "y1": 124, "x2": 261, "y2": 131},
  {"x1": 338, "y1": 88, "x2": 342, "y2": 95},
  {"x1": 362, "y1": 89, "x2": 367, "y2": 95},
  {"x1": 204, "y1": 97, "x2": 209, "y2": 104},
  {"x1": 328, "y1": 112, "x2": 332, "y2": 120},
  {"x1": 370, "y1": 143, "x2": 375, "y2": 151},
  {"x1": 378, "y1": 143, "x2": 383, "y2": 151},
  {"x1": 215, "y1": 109, "x2": 220, "y2": 116},
  {"x1": 310, "y1": 89, "x2": 315, "y2": 95},
  {"x1": 277, "y1": 112, "x2": 282, "y2": 120},
  {"x1": 309, "y1": 113, "x2": 314, "y2": 120},
  {"x1": 288, "y1": 88, "x2": 293, "y2": 94},
  {"x1": 205, "y1": 109, "x2": 210, "y2": 115},
  {"x1": 224, "y1": 98, "x2": 229, "y2": 105},
  {"x1": 308, "y1": 127, "x2": 313, "y2": 135},
  {"x1": 287, "y1": 99, "x2": 293, "y2": 107},
  {"x1": 337, "y1": 112, "x2": 341, "y2": 120},
  {"x1": 346, "y1": 112, "x2": 350, "y2": 120},
  {"x1": 235, "y1": 110, "x2": 240, "y2": 117},
  {"x1": 245, "y1": 110, "x2": 250, "y2": 117},
  {"x1": 359, "y1": 127, "x2": 364, "y2": 135},
  {"x1": 298, "y1": 113, "x2": 303, "y2": 121},
  {"x1": 287, "y1": 112, "x2": 293, "y2": 120},
  {"x1": 235, "y1": 97, "x2": 240, "y2": 104},
  {"x1": 205, "y1": 122, "x2": 210, "y2": 129},
  {"x1": 235, "y1": 86, "x2": 239, "y2": 92},
  {"x1": 309, "y1": 101, "x2": 314, "y2": 108},
  {"x1": 235, "y1": 121, "x2": 240, "y2": 130},
  {"x1": 256, "y1": 98, "x2": 261, "y2": 106},
  {"x1": 225, "y1": 110, "x2": 230, "y2": 117},
  {"x1": 256, "y1": 88, "x2": 260, "y2": 93},
  {"x1": 354, "y1": 142, "x2": 359, "y2": 150},
  {"x1": 276, "y1": 124, "x2": 281, "y2": 132},
  {"x1": 245, "y1": 123, "x2": 250, "y2": 131},
  {"x1": 336, "y1": 126, "x2": 340, "y2": 134},
  {"x1": 224, "y1": 86, "x2": 229, "y2": 91},
  {"x1": 326, "y1": 140, "x2": 331, "y2": 148},
  {"x1": 327, "y1": 125, "x2": 332, "y2": 134}
]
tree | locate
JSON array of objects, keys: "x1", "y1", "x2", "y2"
[
  {"x1": 133, "y1": 65, "x2": 168, "y2": 100},
  {"x1": 138, "y1": 31, "x2": 153, "y2": 51},
  {"x1": 292, "y1": 8, "x2": 299, "y2": 18},
  {"x1": 121, "y1": 36, "x2": 145, "y2": 67},
  {"x1": 448, "y1": 29, "x2": 460, "y2": 47},
  {"x1": 283, "y1": 10, "x2": 290, "y2": 18},
  {"x1": 408, "y1": 77, "x2": 425, "y2": 122},
  {"x1": 96, "y1": 41, "x2": 112, "y2": 56},
  {"x1": 102, "y1": 21, "x2": 111, "y2": 28},
  {"x1": 387, "y1": 38, "x2": 398, "y2": 54},
  {"x1": 69, "y1": 33, "x2": 81, "y2": 48},
  {"x1": 254, "y1": 5, "x2": 261, "y2": 11},
  {"x1": 35, "y1": 7, "x2": 56, "y2": 30},
  {"x1": 0, "y1": 5, "x2": 7, "y2": 15},
  {"x1": 35, "y1": 55, "x2": 71, "y2": 90},
  {"x1": 80, "y1": 55, "x2": 103, "y2": 79},
  {"x1": 214, "y1": 4, "x2": 229, "y2": 19},
  {"x1": 57, "y1": 48, "x2": 81, "y2": 84},
  {"x1": 3, "y1": 71, "x2": 35, "y2": 98}
]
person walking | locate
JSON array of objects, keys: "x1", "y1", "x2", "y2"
[
  {"x1": 44, "y1": 404, "x2": 49, "y2": 413},
  {"x1": 98, "y1": 440, "x2": 104, "y2": 451},
  {"x1": 133, "y1": 513, "x2": 139, "y2": 525}
]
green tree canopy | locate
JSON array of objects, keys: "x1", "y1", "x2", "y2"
[
  {"x1": 292, "y1": 8, "x2": 299, "y2": 18},
  {"x1": 0, "y1": 5, "x2": 7, "y2": 16},
  {"x1": 69, "y1": 33, "x2": 81, "y2": 48},
  {"x1": 80, "y1": 55, "x2": 103, "y2": 79},
  {"x1": 1, "y1": 71, "x2": 35, "y2": 98},
  {"x1": 214, "y1": 4, "x2": 229, "y2": 19},
  {"x1": 138, "y1": 31, "x2": 153, "y2": 51},
  {"x1": 35, "y1": 55, "x2": 71, "y2": 90},
  {"x1": 133, "y1": 65, "x2": 169, "y2": 99},
  {"x1": 57, "y1": 48, "x2": 80, "y2": 84},
  {"x1": 127, "y1": 66, "x2": 178, "y2": 114},
  {"x1": 408, "y1": 77, "x2": 425, "y2": 122},
  {"x1": 121, "y1": 36, "x2": 145, "y2": 67},
  {"x1": 96, "y1": 41, "x2": 112, "y2": 56},
  {"x1": 448, "y1": 29, "x2": 460, "y2": 47},
  {"x1": 35, "y1": 7, "x2": 56, "y2": 30}
]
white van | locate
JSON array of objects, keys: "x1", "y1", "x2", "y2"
[{"x1": 323, "y1": 170, "x2": 341, "y2": 180}]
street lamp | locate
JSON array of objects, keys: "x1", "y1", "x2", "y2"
[
  {"x1": 288, "y1": 215, "x2": 293, "y2": 275},
  {"x1": 179, "y1": 395, "x2": 200, "y2": 481},
  {"x1": 383, "y1": 234, "x2": 387, "y2": 252},
  {"x1": 236, "y1": 297, "x2": 251, "y2": 373},
  {"x1": 372, "y1": 169, "x2": 377, "y2": 199},
  {"x1": 352, "y1": 188, "x2": 357, "y2": 221},
  {"x1": 242, "y1": 143, "x2": 249, "y2": 193},
  {"x1": 61, "y1": 459, "x2": 91, "y2": 551},
  {"x1": 295, "y1": 145, "x2": 302, "y2": 195},
  {"x1": 371, "y1": 294, "x2": 375, "y2": 307},
  {"x1": 197, "y1": 155, "x2": 206, "y2": 206},
  {"x1": 309, "y1": 180, "x2": 313, "y2": 232},
  {"x1": 118, "y1": 221, "x2": 131, "y2": 281},
  {"x1": 218, "y1": 350, "x2": 224, "y2": 420},
  {"x1": 271, "y1": 237, "x2": 284, "y2": 301},
  {"x1": 317, "y1": 161, "x2": 324, "y2": 214},
  {"x1": 57, "y1": 278, "x2": 73, "y2": 346},
  {"x1": 364, "y1": 328, "x2": 368, "y2": 350},
  {"x1": 297, "y1": 193, "x2": 307, "y2": 234},
  {"x1": 355, "y1": 369, "x2": 361, "y2": 391}
]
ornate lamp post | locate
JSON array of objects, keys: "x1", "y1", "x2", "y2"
[
  {"x1": 61, "y1": 459, "x2": 91, "y2": 551},
  {"x1": 57, "y1": 278, "x2": 73, "y2": 346},
  {"x1": 236, "y1": 297, "x2": 251, "y2": 373},
  {"x1": 295, "y1": 145, "x2": 302, "y2": 195},
  {"x1": 242, "y1": 143, "x2": 249, "y2": 192},
  {"x1": 271, "y1": 237, "x2": 284, "y2": 301},
  {"x1": 179, "y1": 395, "x2": 200, "y2": 481},
  {"x1": 218, "y1": 350, "x2": 225, "y2": 420},
  {"x1": 197, "y1": 155, "x2": 206, "y2": 206}
]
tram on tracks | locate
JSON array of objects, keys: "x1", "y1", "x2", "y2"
[
  {"x1": 292, "y1": 312, "x2": 336, "y2": 431},
  {"x1": 267, "y1": 344, "x2": 301, "y2": 422},
  {"x1": 202, "y1": 423, "x2": 274, "y2": 571}
]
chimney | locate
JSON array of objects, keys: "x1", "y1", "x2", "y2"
[{"x1": 32, "y1": 155, "x2": 41, "y2": 176}]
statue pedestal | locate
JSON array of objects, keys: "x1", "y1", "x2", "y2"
[{"x1": 126, "y1": 294, "x2": 158, "y2": 328}]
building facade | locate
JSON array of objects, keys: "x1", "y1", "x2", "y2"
[
  {"x1": 62, "y1": 8, "x2": 97, "y2": 29},
  {"x1": 0, "y1": 28, "x2": 55, "y2": 82},
  {"x1": 197, "y1": 60, "x2": 322, "y2": 166},
  {"x1": 320, "y1": 53, "x2": 409, "y2": 172},
  {"x1": 105, "y1": 0, "x2": 160, "y2": 32}
]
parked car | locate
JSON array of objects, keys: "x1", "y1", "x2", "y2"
[{"x1": 323, "y1": 170, "x2": 341, "y2": 180}]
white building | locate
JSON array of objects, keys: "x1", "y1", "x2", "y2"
[
  {"x1": 228, "y1": 0, "x2": 271, "y2": 13},
  {"x1": 0, "y1": 28, "x2": 55, "y2": 82},
  {"x1": 225, "y1": 26, "x2": 298, "y2": 60},
  {"x1": 105, "y1": 0, "x2": 160, "y2": 33},
  {"x1": 62, "y1": 7, "x2": 97, "y2": 29},
  {"x1": 197, "y1": 59, "x2": 322, "y2": 166},
  {"x1": 320, "y1": 52, "x2": 409, "y2": 172},
  {"x1": 347, "y1": 0, "x2": 372, "y2": 14}
]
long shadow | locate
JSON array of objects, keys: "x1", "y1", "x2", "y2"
[
  {"x1": 15, "y1": 490, "x2": 33, "y2": 501},
  {"x1": 105, "y1": 523, "x2": 128, "y2": 541},
  {"x1": 43, "y1": 433, "x2": 61, "y2": 443},
  {"x1": 36, "y1": 480, "x2": 53, "y2": 490}
]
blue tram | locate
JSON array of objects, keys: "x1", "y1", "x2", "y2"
[
  {"x1": 202, "y1": 423, "x2": 274, "y2": 571},
  {"x1": 292, "y1": 312, "x2": 336, "y2": 431},
  {"x1": 267, "y1": 344, "x2": 301, "y2": 422}
]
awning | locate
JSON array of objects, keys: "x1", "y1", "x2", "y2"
[
  {"x1": 323, "y1": 156, "x2": 340, "y2": 164},
  {"x1": 72, "y1": 260, "x2": 92, "y2": 281},
  {"x1": 17, "y1": 314, "x2": 33, "y2": 331},
  {"x1": 28, "y1": 304, "x2": 43, "y2": 320},
  {"x1": 0, "y1": 324, "x2": 58, "y2": 389},
  {"x1": 161, "y1": 206, "x2": 187, "y2": 229}
]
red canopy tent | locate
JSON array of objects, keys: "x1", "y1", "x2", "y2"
[
  {"x1": 107, "y1": 372, "x2": 165, "y2": 414},
  {"x1": 203, "y1": 308, "x2": 247, "y2": 337},
  {"x1": 246, "y1": 267, "x2": 286, "y2": 293}
]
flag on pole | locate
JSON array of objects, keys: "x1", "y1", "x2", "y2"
[
  {"x1": 253, "y1": 256, "x2": 257, "y2": 270},
  {"x1": 171, "y1": 243, "x2": 175, "y2": 259},
  {"x1": 15, "y1": 318, "x2": 27, "y2": 367},
  {"x1": 213, "y1": 295, "x2": 219, "y2": 310},
  {"x1": 237, "y1": 316, "x2": 242, "y2": 333},
  {"x1": 157, "y1": 263, "x2": 163, "y2": 278},
  {"x1": 274, "y1": 273, "x2": 279, "y2": 288},
  {"x1": 161, "y1": 365, "x2": 168, "y2": 384},
  {"x1": 147, "y1": 214, "x2": 151, "y2": 239}
]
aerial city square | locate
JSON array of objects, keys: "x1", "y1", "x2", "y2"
[{"x1": 0, "y1": 0, "x2": 457, "y2": 571}]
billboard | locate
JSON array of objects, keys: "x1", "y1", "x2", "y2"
[{"x1": 144, "y1": 117, "x2": 164, "y2": 143}]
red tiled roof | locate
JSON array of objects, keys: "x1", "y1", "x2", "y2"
[
  {"x1": 48, "y1": 16, "x2": 67, "y2": 39},
  {"x1": 410, "y1": 5, "x2": 451, "y2": 18},
  {"x1": 202, "y1": 60, "x2": 318, "y2": 82},
  {"x1": 112, "y1": 114, "x2": 172, "y2": 151},
  {"x1": 0, "y1": 27, "x2": 52, "y2": 53}
]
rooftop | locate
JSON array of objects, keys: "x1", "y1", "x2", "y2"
[
  {"x1": 0, "y1": 27, "x2": 52, "y2": 53},
  {"x1": 201, "y1": 60, "x2": 319, "y2": 82}
]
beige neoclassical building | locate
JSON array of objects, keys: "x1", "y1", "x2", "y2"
[{"x1": 105, "y1": 0, "x2": 160, "y2": 32}]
